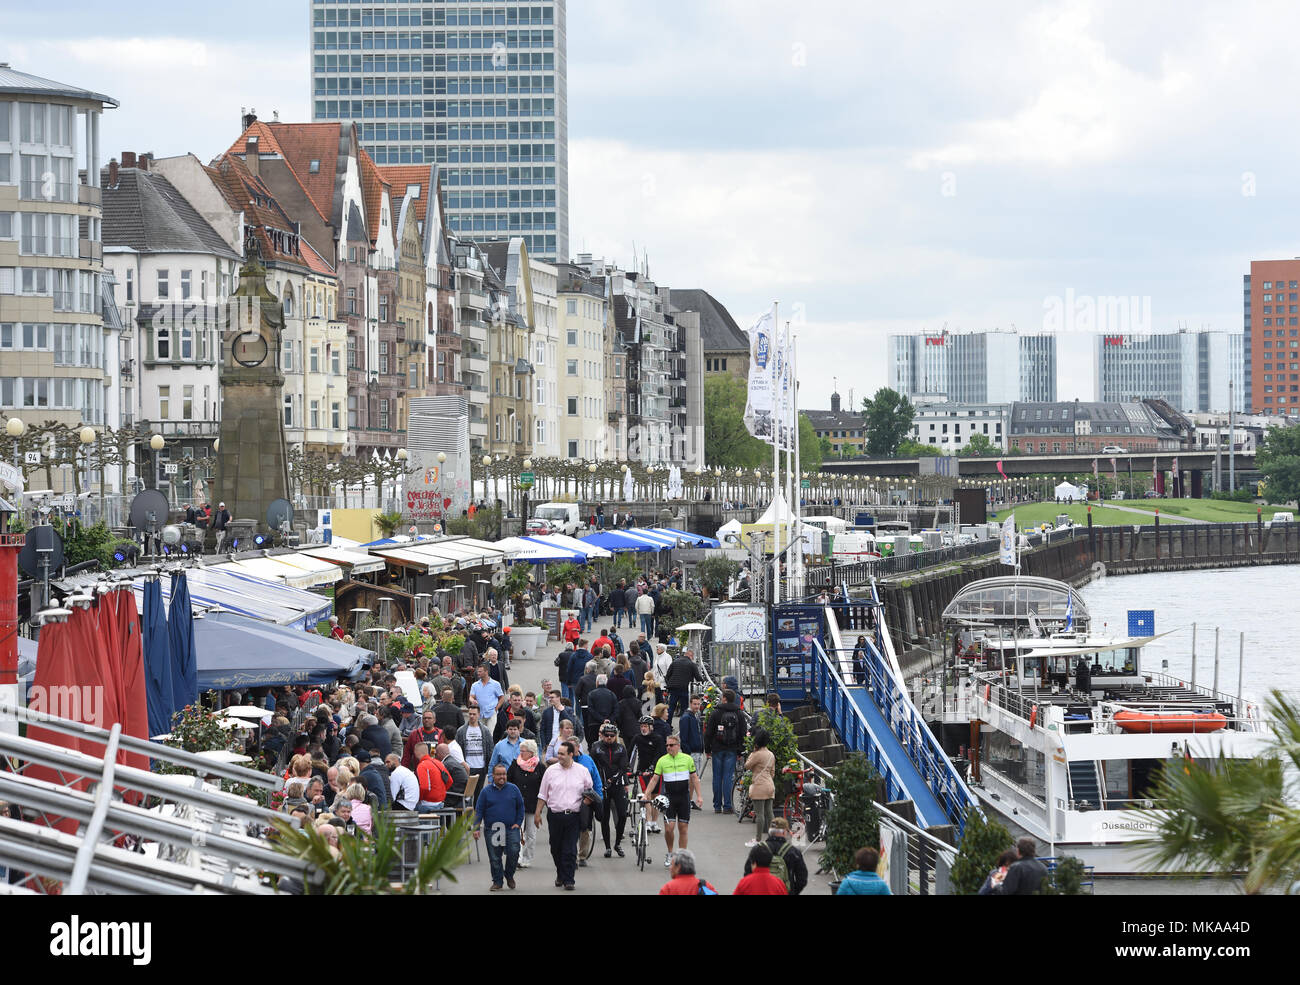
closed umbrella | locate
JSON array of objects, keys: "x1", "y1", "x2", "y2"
[
  {"x1": 169, "y1": 571, "x2": 199, "y2": 712},
  {"x1": 142, "y1": 578, "x2": 175, "y2": 739},
  {"x1": 113, "y1": 589, "x2": 151, "y2": 777}
]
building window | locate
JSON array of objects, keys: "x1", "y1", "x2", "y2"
[
  {"x1": 566, "y1": 300, "x2": 576, "y2": 315},
  {"x1": 347, "y1": 335, "x2": 357, "y2": 369},
  {"x1": 348, "y1": 394, "x2": 357, "y2": 427},
  {"x1": 125, "y1": 268, "x2": 133, "y2": 303},
  {"x1": 566, "y1": 359, "x2": 577, "y2": 376},
  {"x1": 156, "y1": 326, "x2": 169, "y2": 360},
  {"x1": 379, "y1": 340, "x2": 389, "y2": 374},
  {"x1": 378, "y1": 294, "x2": 389, "y2": 322},
  {"x1": 332, "y1": 402, "x2": 341, "y2": 429},
  {"x1": 566, "y1": 328, "x2": 577, "y2": 345},
  {"x1": 157, "y1": 269, "x2": 169, "y2": 299},
  {"x1": 181, "y1": 270, "x2": 192, "y2": 300},
  {"x1": 567, "y1": 396, "x2": 578, "y2": 416},
  {"x1": 159, "y1": 385, "x2": 170, "y2": 419},
  {"x1": 568, "y1": 440, "x2": 578, "y2": 457},
  {"x1": 310, "y1": 400, "x2": 320, "y2": 428}
]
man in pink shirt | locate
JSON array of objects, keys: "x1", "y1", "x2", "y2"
[{"x1": 535, "y1": 740, "x2": 593, "y2": 890}]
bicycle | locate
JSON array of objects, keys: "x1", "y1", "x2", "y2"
[
  {"x1": 780, "y1": 764, "x2": 812, "y2": 832},
  {"x1": 735, "y1": 770, "x2": 753, "y2": 823},
  {"x1": 800, "y1": 778, "x2": 834, "y2": 845},
  {"x1": 629, "y1": 791, "x2": 649, "y2": 871}
]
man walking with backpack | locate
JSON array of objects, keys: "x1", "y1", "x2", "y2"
[
  {"x1": 742, "y1": 817, "x2": 807, "y2": 895},
  {"x1": 704, "y1": 688, "x2": 746, "y2": 814}
]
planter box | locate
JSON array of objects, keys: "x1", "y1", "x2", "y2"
[{"x1": 510, "y1": 625, "x2": 546, "y2": 662}]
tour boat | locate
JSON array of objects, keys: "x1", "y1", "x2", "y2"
[{"x1": 912, "y1": 575, "x2": 1269, "y2": 875}]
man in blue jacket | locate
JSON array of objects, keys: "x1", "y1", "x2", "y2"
[
  {"x1": 474, "y1": 764, "x2": 525, "y2": 890},
  {"x1": 566, "y1": 644, "x2": 591, "y2": 727},
  {"x1": 678, "y1": 694, "x2": 705, "y2": 775},
  {"x1": 572, "y1": 739, "x2": 605, "y2": 867}
]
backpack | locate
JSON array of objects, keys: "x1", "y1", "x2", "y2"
[
  {"x1": 716, "y1": 709, "x2": 743, "y2": 748},
  {"x1": 768, "y1": 841, "x2": 793, "y2": 891},
  {"x1": 696, "y1": 879, "x2": 717, "y2": 896}
]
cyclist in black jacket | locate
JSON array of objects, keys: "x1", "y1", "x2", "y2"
[
  {"x1": 592, "y1": 724, "x2": 630, "y2": 857},
  {"x1": 630, "y1": 717, "x2": 667, "y2": 833}
]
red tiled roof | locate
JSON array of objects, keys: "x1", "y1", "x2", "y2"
[
  {"x1": 357, "y1": 147, "x2": 389, "y2": 247},
  {"x1": 224, "y1": 121, "x2": 337, "y2": 226},
  {"x1": 300, "y1": 237, "x2": 336, "y2": 276},
  {"x1": 377, "y1": 165, "x2": 431, "y2": 225}
]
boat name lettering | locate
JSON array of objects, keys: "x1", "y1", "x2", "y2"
[{"x1": 1099, "y1": 819, "x2": 1156, "y2": 832}]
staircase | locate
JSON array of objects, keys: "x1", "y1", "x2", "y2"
[
  {"x1": 1067, "y1": 760, "x2": 1102, "y2": 810},
  {"x1": 786, "y1": 705, "x2": 845, "y2": 769}
]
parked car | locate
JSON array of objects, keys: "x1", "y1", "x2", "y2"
[{"x1": 1101, "y1": 445, "x2": 1128, "y2": 454}]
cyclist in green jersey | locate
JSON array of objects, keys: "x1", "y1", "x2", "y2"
[{"x1": 642, "y1": 735, "x2": 703, "y2": 868}]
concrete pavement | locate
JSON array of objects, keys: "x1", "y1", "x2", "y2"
[{"x1": 441, "y1": 626, "x2": 829, "y2": 896}]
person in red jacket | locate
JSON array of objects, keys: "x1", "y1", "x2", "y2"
[
  {"x1": 659, "y1": 849, "x2": 716, "y2": 895},
  {"x1": 414, "y1": 742, "x2": 452, "y2": 812},
  {"x1": 733, "y1": 843, "x2": 787, "y2": 895},
  {"x1": 562, "y1": 613, "x2": 581, "y2": 645}
]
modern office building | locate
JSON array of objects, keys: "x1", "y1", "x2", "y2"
[
  {"x1": 308, "y1": 0, "x2": 568, "y2": 263},
  {"x1": 889, "y1": 329, "x2": 1056, "y2": 403},
  {"x1": 1094, "y1": 330, "x2": 1243, "y2": 413},
  {"x1": 0, "y1": 66, "x2": 118, "y2": 494},
  {"x1": 1243, "y1": 259, "x2": 1300, "y2": 413}
]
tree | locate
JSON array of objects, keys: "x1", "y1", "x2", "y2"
[
  {"x1": 949, "y1": 809, "x2": 1014, "y2": 895},
  {"x1": 1135, "y1": 689, "x2": 1300, "y2": 893},
  {"x1": 896, "y1": 439, "x2": 945, "y2": 458},
  {"x1": 1256, "y1": 425, "x2": 1300, "y2": 505},
  {"x1": 862, "y1": 388, "x2": 915, "y2": 457},
  {"x1": 703, "y1": 374, "x2": 769, "y2": 469},
  {"x1": 823, "y1": 752, "x2": 882, "y2": 878},
  {"x1": 695, "y1": 555, "x2": 739, "y2": 599},
  {"x1": 819, "y1": 436, "x2": 835, "y2": 460},
  {"x1": 797, "y1": 412, "x2": 823, "y2": 472},
  {"x1": 961, "y1": 433, "x2": 998, "y2": 457}
]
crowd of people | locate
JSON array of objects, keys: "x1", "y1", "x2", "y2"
[{"x1": 208, "y1": 557, "x2": 900, "y2": 896}]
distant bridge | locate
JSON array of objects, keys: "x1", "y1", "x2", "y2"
[{"x1": 820, "y1": 450, "x2": 1256, "y2": 480}]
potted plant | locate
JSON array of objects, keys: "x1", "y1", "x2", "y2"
[
  {"x1": 822, "y1": 752, "x2": 882, "y2": 892},
  {"x1": 949, "y1": 810, "x2": 1014, "y2": 895},
  {"x1": 374, "y1": 510, "x2": 404, "y2": 538}
]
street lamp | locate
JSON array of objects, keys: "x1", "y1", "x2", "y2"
[
  {"x1": 7, "y1": 416, "x2": 24, "y2": 472},
  {"x1": 78, "y1": 427, "x2": 95, "y2": 515},
  {"x1": 150, "y1": 433, "x2": 164, "y2": 491}
]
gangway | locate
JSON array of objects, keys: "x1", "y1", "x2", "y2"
[{"x1": 809, "y1": 591, "x2": 979, "y2": 837}]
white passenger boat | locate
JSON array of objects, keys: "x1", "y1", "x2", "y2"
[{"x1": 919, "y1": 576, "x2": 1270, "y2": 874}]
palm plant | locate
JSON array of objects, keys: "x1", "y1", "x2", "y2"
[
  {"x1": 1135, "y1": 689, "x2": 1299, "y2": 893},
  {"x1": 271, "y1": 811, "x2": 470, "y2": 895},
  {"x1": 375, "y1": 509, "x2": 405, "y2": 537}
]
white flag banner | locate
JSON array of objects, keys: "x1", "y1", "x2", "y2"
[
  {"x1": 622, "y1": 468, "x2": 635, "y2": 503},
  {"x1": 742, "y1": 310, "x2": 776, "y2": 439},
  {"x1": 775, "y1": 321, "x2": 795, "y2": 451},
  {"x1": 667, "y1": 465, "x2": 683, "y2": 499},
  {"x1": 999, "y1": 514, "x2": 1017, "y2": 566}
]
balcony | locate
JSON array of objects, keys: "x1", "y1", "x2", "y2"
[
  {"x1": 155, "y1": 419, "x2": 220, "y2": 439},
  {"x1": 78, "y1": 184, "x2": 102, "y2": 207},
  {"x1": 78, "y1": 239, "x2": 102, "y2": 262},
  {"x1": 436, "y1": 331, "x2": 462, "y2": 352}
]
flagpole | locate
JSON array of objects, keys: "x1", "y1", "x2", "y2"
[
  {"x1": 772, "y1": 300, "x2": 781, "y2": 605},
  {"x1": 792, "y1": 330, "x2": 802, "y2": 600}
]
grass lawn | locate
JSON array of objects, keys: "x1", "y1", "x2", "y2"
[
  {"x1": 1107, "y1": 499, "x2": 1288, "y2": 523},
  {"x1": 987, "y1": 501, "x2": 1189, "y2": 529}
]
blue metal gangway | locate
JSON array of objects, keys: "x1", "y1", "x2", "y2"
[{"x1": 810, "y1": 631, "x2": 978, "y2": 837}]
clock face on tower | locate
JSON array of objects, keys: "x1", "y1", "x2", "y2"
[{"x1": 233, "y1": 332, "x2": 268, "y2": 368}]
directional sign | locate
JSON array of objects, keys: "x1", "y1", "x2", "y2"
[
  {"x1": 520, "y1": 471, "x2": 535, "y2": 487},
  {"x1": 800, "y1": 479, "x2": 811, "y2": 489}
]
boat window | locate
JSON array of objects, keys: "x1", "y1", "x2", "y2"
[{"x1": 1087, "y1": 648, "x2": 1136, "y2": 675}]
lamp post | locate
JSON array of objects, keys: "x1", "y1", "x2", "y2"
[
  {"x1": 78, "y1": 426, "x2": 96, "y2": 518},
  {"x1": 150, "y1": 433, "x2": 164, "y2": 492},
  {"x1": 396, "y1": 448, "x2": 408, "y2": 513},
  {"x1": 587, "y1": 462, "x2": 597, "y2": 503},
  {"x1": 7, "y1": 416, "x2": 25, "y2": 473}
]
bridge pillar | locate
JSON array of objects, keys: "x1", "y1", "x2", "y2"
[{"x1": 1191, "y1": 469, "x2": 1204, "y2": 498}]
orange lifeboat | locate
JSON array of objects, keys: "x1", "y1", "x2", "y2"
[{"x1": 1113, "y1": 709, "x2": 1228, "y2": 734}]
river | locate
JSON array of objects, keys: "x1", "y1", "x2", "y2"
[{"x1": 1079, "y1": 564, "x2": 1300, "y2": 706}]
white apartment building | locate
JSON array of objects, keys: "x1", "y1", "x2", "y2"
[
  {"x1": 909, "y1": 396, "x2": 1009, "y2": 451},
  {"x1": 556, "y1": 262, "x2": 608, "y2": 460}
]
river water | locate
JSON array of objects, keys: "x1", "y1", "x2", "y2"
[{"x1": 1079, "y1": 564, "x2": 1300, "y2": 706}]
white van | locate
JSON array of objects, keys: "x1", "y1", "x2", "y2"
[
  {"x1": 526, "y1": 502, "x2": 587, "y2": 537},
  {"x1": 1268, "y1": 511, "x2": 1294, "y2": 526}
]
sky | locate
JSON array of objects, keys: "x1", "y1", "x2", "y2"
[{"x1": 3, "y1": 0, "x2": 1294, "y2": 411}]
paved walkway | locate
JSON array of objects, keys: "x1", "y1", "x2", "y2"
[
  {"x1": 441, "y1": 628, "x2": 828, "y2": 896},
  {"x1": 1100, "y1": 502, "x2": 1208, "y2": 524}
]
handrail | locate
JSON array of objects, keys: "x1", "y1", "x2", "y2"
[{"x1": 810, "y1": 635, "x2": 978, "y2": 836}]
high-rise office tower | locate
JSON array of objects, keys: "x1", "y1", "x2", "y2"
[
  {"x1": 1243, "y1": 259, "x2": 1300, "y2": 413},
  {"x1": 1093, "y1": 330, "x2": 1243, "y2": 413},
  {"x1": 309, "y1": 0, "x2": 568, "y2": 263},
  {"x1": 889, "y1": 329, "x2": 1057, "y2": 403}
]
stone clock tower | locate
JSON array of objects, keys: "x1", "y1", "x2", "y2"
[{"x1": 215, "y1": 249, "x2": 291, "y2": 531}]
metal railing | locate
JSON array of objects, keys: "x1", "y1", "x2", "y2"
[{"x1": 809, "y1": 637, "x2": 977, "y2": 837}]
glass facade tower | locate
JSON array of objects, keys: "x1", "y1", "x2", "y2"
[{"x1": 309, "y1": 0, "x2": 568, "y2": 263}]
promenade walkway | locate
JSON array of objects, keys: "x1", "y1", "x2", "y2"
[{"x1": 442, "y1": 629, "x2": 828, "y2": 895}]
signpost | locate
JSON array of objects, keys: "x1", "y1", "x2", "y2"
[{"x1": 520, "y1": 471, "x2": 535, "y2": 487}]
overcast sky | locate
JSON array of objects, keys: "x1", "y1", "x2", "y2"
[{"x1": 3, "y1": 0, "x2": 1292, "y2": 410}]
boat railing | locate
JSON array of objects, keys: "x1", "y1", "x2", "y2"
[
  {"x1": 978, "y1": 760, "x2": 1048, "y2": 811},
  {"x1": 1141, "y1": 670, "x2": 1267, "y2": 728},
  {"x1": 1095, "y1": 701, "x2": 1266, "y2": 735},
  {"x1": 972, "y1": 675, "x2": 1049, "y2": 730},
  {"x1": 811, "y1": 637, "x2": 979, "y2": 836}
]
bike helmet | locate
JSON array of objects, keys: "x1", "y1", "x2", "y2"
[
  {"x1": 600, "y1": 722, "x2": 619, "y2": 735},
  {"x1": 638, "y1": 716, "x2": 655, "y2": 726},
  {"x1": 652, "y1": 795, "x2": 671, "y2": 813}
]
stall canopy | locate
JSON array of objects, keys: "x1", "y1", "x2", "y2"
[
  {"x1": 653, "y1": 527, "x2": 722, "y2": 548},
  {"x1": 259, "y1": 551, "x2": 345, "y2": 587},
  {"x1": 372, "y1": 535, "x2": 514, "y2": 572},
  {"x1": 529, "y1": 533, "x2": 612, "y2": 560},
  {"x1": 756, "y1": 492, "x2": 795, "y2": 525},
  {"x1": 495, "y1": 536, "x2": 586, "y2": 563},
  {"x1": 209, "y1": 556, "x2": 329, "y2": 590},
  {"x1": 579, "y1": 530, "x2": 659, "y2": 553},
  {"x1": 298, "y1": 545, "x2": 385, "y2": 575},
  {"x1": 183, "y1": 611, "x2": 369, "y2": 690},
  {"x1": 616, "y1": 529, "x2": 678, "y2": 549},
  {"x1": 369, "y1": 544, "x2": 458, "y2": 575}
]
